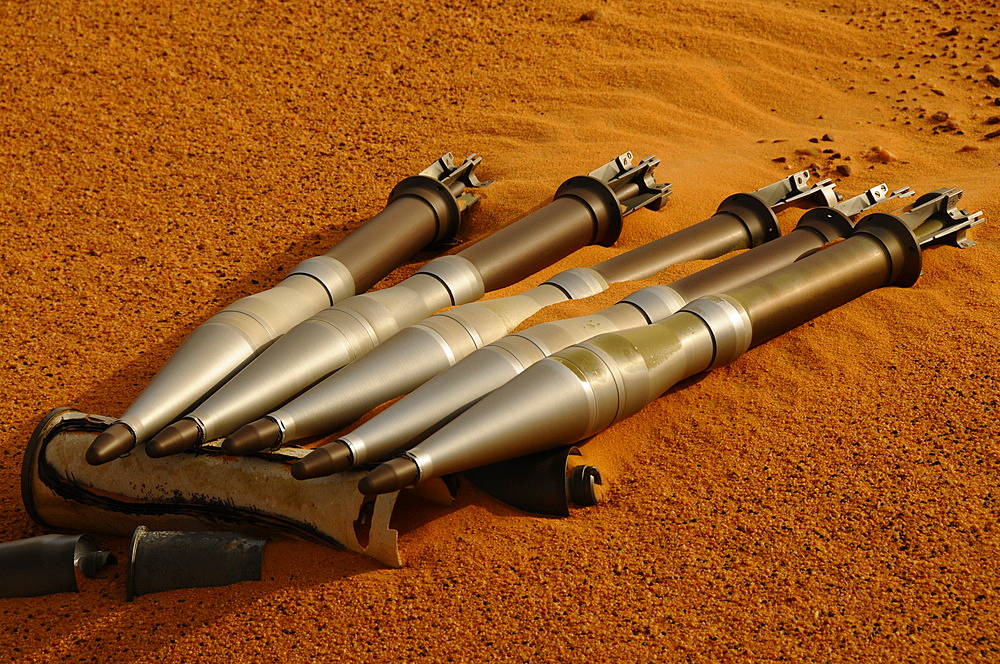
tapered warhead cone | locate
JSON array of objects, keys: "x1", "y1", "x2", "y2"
[
  {"x1": 291, "y1": 443, "x2": 353, "y2": 480},
  {"x1": 145, "y1": 419, "x2": 202, "y2": 458},
  {"x1": 357, "y1": 457, "x2": 419, "y2": 496},
  {"x1": 85, "y1": 423, "x2": 137, "y2": 465},
  {"x1": 221, "y1": 419, "x2": 282, "y2": 456}
]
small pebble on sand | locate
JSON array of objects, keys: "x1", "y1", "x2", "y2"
[
  {"x1": 870, "y1": 147, "x2": 899, "y2": 162},
  {"x1": 579, "y1": 9, "x2": 602, "y2": 21},
  {"x1": 836, "y1": 164, "x2": 852, "y2": 176},
  {"x1": 958, "y1": 145, "x2": 980, "y2": 152}
]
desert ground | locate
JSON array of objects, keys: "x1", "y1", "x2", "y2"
[{"x1": 1, "y1": 0, "x2": 998, "y2": 661}]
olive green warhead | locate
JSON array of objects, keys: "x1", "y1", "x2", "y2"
[
  {"x1": 295, "y1": 181, "x2": 907, "y2": 479},
  {"x1": 358, "y1": 189, "x2": 982, "y2": 494}
]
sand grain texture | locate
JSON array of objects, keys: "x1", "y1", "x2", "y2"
[{"x1": 1, "y1": 0, "x2": 998, "y2": 661}]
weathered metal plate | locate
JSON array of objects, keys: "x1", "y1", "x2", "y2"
[{"x1": 22, "y1": 408, "x2": 406, "y2": 567}]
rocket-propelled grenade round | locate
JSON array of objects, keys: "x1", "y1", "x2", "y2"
[
  {"x1": 234, "y1": 171, "x2": 840, "y2": 458},
  {"x1": 358, "y1": 190, "x2": 983, "y2": 495},
  {"x1": 148, "y1": 152, "x2": 672, "y2": 458},
  {"x1": 85, "y1": 153, "x2": 489, "y2": 466},
  {"x1": 292, "y1": 182, "x2": 898, "y2": 479}
]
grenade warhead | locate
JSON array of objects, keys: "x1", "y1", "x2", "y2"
[
  {"x1": 231, "y1": 171, "x2": 841, "y2": 457},
  {"x1": 86, "y1": 153, "x2": 489, "y2": 466},
  {"x1": 358, "y1": 189, "x2": 982, "y2": 494},
  {"x1": 146, "y1": 152, "x2": 671, "y2": 457}
]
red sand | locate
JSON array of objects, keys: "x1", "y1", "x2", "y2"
[{"x1": 1, "y1": 0, "x2": 998, "y2": 661}]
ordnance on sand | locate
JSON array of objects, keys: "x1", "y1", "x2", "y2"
[
  {"x1": 230, "y1": 172, "x2": 841, "y2": 457},
  {"x1": 86, "y1": 153, "x2": 489, "y2": 466},
  {"x1": 293, "y1": 183, "x2": 907, "y2": 479},
  {"x1": 145, "y1": 152, "x2": 672, "y2": 457},
  {"x1": 357, "y1": 189, "x2": 982, "y2": 495}
]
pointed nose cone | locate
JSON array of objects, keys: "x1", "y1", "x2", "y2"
[
  {"x1": 358, "y1": 457, "x2": 419, "y2": 495},
  {"x1": 85, "y1": 423, "x2": 137, "y2": 465},
  {"x1": 291, "y1": 442, "x2": 353, "y2": 480},
  {"x1": 222, "y1": 418, "x2": 282, "y2": 456},
  {"x1": 145, "y1": 419, "x2": 202, "y2": 458}
]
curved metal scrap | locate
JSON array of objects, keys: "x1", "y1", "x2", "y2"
[{"x1": 23, "y1": 408, "x2": 406, "y2": 567}]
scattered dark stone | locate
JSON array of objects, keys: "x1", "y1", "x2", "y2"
[
  {"x1": 994, "y1": 98, "x2": 1000, "y2": 106},
  {"x1": 821, "y1": 133, "x2": 834, "y2": 142},
  {"x1": 772, "y1": 139, "x2": 787, "y2": 143},
  {"x1": 986, "y1": 116, "x2": 1000, "y2": 125},
  {"x1": 828, "y1": 152, "x2": 842, "y2": 159},
  {"x1": 982, "y1": 64, "x2": 996, "y2": 73},
  {"x1": 958, "y1": 145, "x2": 980, "y2": 152},
  {"x1": 822, "y1": 148, "x2": 835, "y2": 154},
  {"x1": 808, "y1": 137, "x2": 819, "y2": 143},
  {"x1": 578, "y1": 9, "x2": 602, "y2": 21},
  {"x1": 987, "y1": 74, "x2": 1000, "y2": 88},
  {"x1": 930, "y1": 111, "x2": 950, "y2": 122},
  {"x1": 771, "y1": 156, "x2": 787, "y2": 163},
  {"x1": 836, "y1": 164, "x2": 852, "y2": 176},
  {"x1": 932, "y1": 89, "x2": 946, "y2": 96},
  {"x1": 985, "y1": 129, "x2": 1000, "y2": 139},
  {"x1": 937, "y1": 27, "x2": 959, "y2": 37}
]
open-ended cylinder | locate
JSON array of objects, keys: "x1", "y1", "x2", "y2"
[
  {"x1": 85, "y1": 153, "x2": 488, "y2": 466},
  {"x1": 143, "y1": 153, "x2": 671, "y2": 457},
  {"x1": 359, "y1": 197, "x2": 981, "y2": 495}
]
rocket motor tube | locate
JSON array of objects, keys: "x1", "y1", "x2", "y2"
[
  {"x1": 386, "y1": 216, "x2": 922, "y2": 488},
  {"x1": 321, "y1": 175, "x2": 467, "y2": 293},
  {"x1": 590, "y1": 191, "x2": 782, "y2": 284},
  {"x1": 456, "y1": 175, "x2": 625, "y2": 293},
  {"x1": 665, "y1": 206, "x2": 855, "y2": 304},
  {"x1": 309, "y1": 206, "x2": 862, "y2": 479},
  {"x1": 571, "y1": 213, "x2": 922, "y2": 426}
]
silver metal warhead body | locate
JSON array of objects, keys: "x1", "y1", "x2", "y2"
[
  {"x1": 157, "y1": 153, "x2": 674, "y2": 451},
  {"x1": 85, "y1": 153, "x2": 488, "y2": 464},
  {"x1": 183, "y1": 264, "x2": 483, "y2": 444}
]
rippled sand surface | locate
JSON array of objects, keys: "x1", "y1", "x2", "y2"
[{"x1": 1, "y1": 0, "x2": 997, "y2": 660}]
